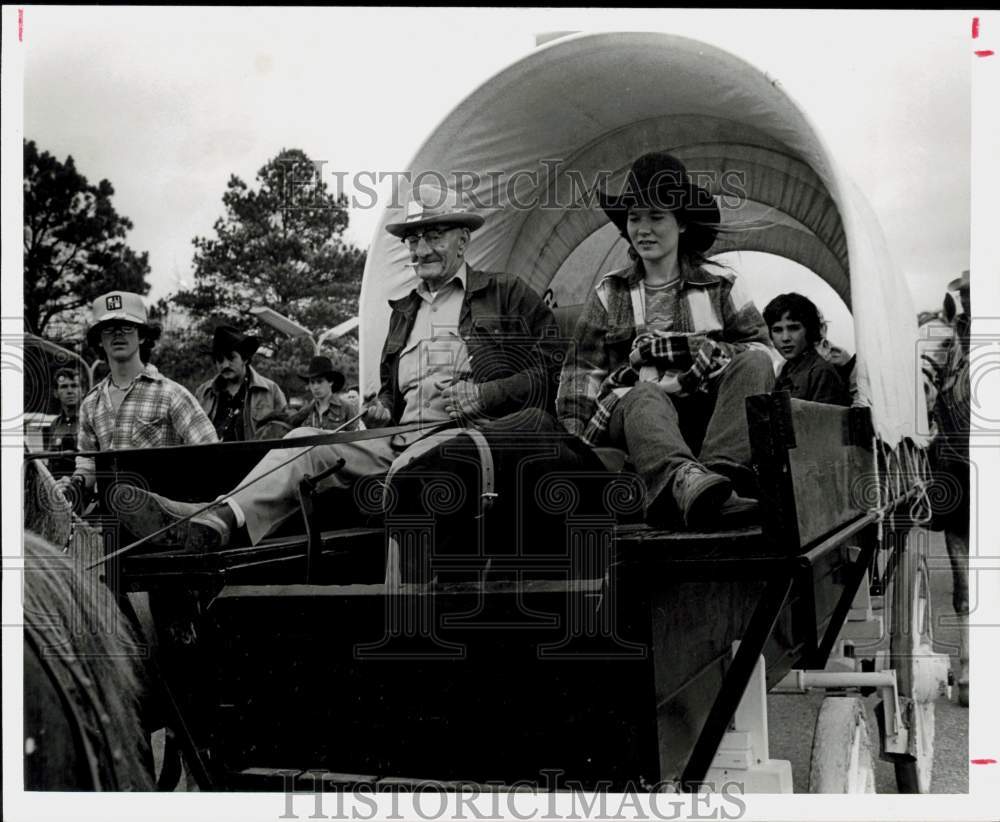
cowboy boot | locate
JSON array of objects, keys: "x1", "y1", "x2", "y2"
[{"x1": 112, "y1": 486, "x2": 235, "y2": 551}]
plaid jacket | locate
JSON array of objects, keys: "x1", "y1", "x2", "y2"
[
  {"x1": 556, "y1": 261, "x2": 772, "y2": 444},
  {"x1": 76, "y1": 363, "x2": 218, "y2": 481}
]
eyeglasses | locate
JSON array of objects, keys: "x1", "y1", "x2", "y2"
[
  {"x1": 100, "y1": 323, "x2": 137, "y2": 336},
  {"x1": 401, "y1": 227, "x2": 454, "y2": 249}
]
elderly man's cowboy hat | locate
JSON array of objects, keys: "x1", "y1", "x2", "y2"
[
  {"x1": 85, "y1": 291, "x2": 151, "y2": 348},
  {"x1": 298, "y1": 355, "x2": 345, "y2": 391},
  {"x1": 385, "y1": 182, "x2": 485, "y2": 238},
  {"x1": 598, "y1": 152, "x2": 721, "y2": 254},
  {"x1": 212, "y1": 325, "x2": 260, "y2": 360},
  {"x1": 948, "y1": 270, "x2": 970, "y2": 292}
]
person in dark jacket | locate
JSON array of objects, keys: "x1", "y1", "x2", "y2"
[
  {"x1": 195, "y1": 325, "x2": 287, "y2": 441},
  {"x1": 764, "y1": 292, "x2": 850, "y2": 407},
  {"x1": 117, "y1": 183, "x2": 566, "y2": 549}
]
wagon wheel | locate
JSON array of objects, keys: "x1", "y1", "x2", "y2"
[
  {"x1": 889, "y1": 530, "x2": 937, "y2": 793},
  {"x1": 809, "y1": 697, "x2": 876, "y2": 793}
]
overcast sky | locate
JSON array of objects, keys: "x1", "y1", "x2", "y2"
[{"x1": 17, "y1": 8, "x2": 978, "y2": 324}]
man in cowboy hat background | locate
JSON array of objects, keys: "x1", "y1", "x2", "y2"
[
  {"x1": 55, "y1": 291, "x2": 218, "y2": 500},
  {"x1": 282, "y1": 355, "x2": 360, "y2": 431},
  {"x1": 194, "y1": 324, "x2": 287, "y2": 442},
  {"x1": 119, "y1": 182, "x2": 567, "y2": 550}
]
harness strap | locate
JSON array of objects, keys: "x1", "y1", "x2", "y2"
[{"x1": 382, "y1": 426, "x2": 496, "y2": 588}]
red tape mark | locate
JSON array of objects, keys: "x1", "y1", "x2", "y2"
[
  {"x1": 971, "y1": 759, "x2": 997, "y2": 765},
  {"x1": 975, "y1": 50, "x2": 995, "y2": 57},
  {"x1": 973, "y1": 17, "x2": 980, "y2": 38}
]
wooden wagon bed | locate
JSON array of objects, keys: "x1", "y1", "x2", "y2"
[{"x1": 96, "y1": 393, "x2": 889, "y2": 790}]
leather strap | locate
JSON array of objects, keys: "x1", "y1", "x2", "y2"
[
  {"x1": 463, "y1": 427, "x2": 497, "y2": 515},
  {"x1": 383, "y1": 427, "x2": 497, "y2": 515}
]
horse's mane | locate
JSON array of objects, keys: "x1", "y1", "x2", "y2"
[{"x1": 24, "y1": 531, "x2": 154, "y2": 790}]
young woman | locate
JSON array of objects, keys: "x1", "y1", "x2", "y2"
[{"x1": 557, "y1": 152, "x2": 776, "y2": 528}]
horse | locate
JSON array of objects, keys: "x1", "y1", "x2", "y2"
[
  {"x1": 920, "y1": 277, "x2": 970, "y2": 706},
  {"x1": 23, "y1": 459, "x2": 156, "y2": 790}
]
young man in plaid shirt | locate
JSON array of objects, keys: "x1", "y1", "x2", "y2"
[{"x1": 55, "y1": 291, "x2": 217, "y2": 501}]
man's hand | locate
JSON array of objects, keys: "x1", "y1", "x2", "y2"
[
  {"x1": 440, "y1": 379, "x2": 485, "y2": 420},
  {"x1": 54, "y1": 475, "x2": 73, "y2": 499},
  {"x1": 54, "y1": 474, "x2": 85, "y2": 511},
  {"x1": 362, "y1": 398, "x2": 392, "y2": 428}
]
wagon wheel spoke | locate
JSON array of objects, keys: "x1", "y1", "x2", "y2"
[{"x1": 889, "y1": 528, "x2": 942, "y2": 794}]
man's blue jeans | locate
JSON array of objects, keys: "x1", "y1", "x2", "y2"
[{"x1": 607, "y1": 349, "x2": 776, "y2": 516}]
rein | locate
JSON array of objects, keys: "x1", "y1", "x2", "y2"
[{"x1": 88, "y1": 414, "x2": 455, "y2": 568}]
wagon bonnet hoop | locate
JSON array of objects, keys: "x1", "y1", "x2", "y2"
[{"x1": 359, "y1": 31, "x2": 927, "y2": 452}]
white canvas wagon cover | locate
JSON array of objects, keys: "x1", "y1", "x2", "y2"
[{"x1": 359, "y1": 31, "x2": 925, "y2": 448}]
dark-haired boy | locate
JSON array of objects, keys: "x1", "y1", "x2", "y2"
[{"x1": 763, "y1": 293, "x2": 850, "y2": 407}]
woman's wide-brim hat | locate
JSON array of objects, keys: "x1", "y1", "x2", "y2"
[
  {"x1": 212, "y1": 325, "x2": 260, "y2": 360},
  {"x1": 598, "y1": 152, "x2": 721, "y2": 254},
  {"x1": 299, "y1": 355, "x2": 345, "y2": 391}
]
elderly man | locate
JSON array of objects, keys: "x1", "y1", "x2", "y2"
[
  {"x1": 119, "y1": 183, "x2": 563, "y2": 550},
  {"x1": 195, "y1": 325, "x2": 287, "y2": 441},
  {"x1": 55, "y1": 291, "x2": 217, "y2": 500}
]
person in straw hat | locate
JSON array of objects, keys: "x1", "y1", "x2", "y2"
[{"x1": 557, "y1": 152, "x2": 776, "y2": 528}]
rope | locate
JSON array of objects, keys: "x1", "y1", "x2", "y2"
[
  {"x1": 88, "y1": 413, "x2": 452, "y2": 569},
  {"x1": 872, "y1": 434, "x2": 887, "y2": 543},
  {"x1": 904, "y1": 440, "x2": 934, "y2": 526}
]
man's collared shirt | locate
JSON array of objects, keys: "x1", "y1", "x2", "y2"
[
  {"x1": 397, "y1": 264, "x2": 473, "y2": 425},
  {"x1": 303, "y1": 394, "x2": 361, "y2": 431},
  {"x1": 76, "y1": 363, "x2": 217, "y2": 480},
  {"x1": 44, "y1": 409, "x2": 79, "y2": 478},
  {"x1": 211, "y1": 378, "x2": 249, "y2": 441}
]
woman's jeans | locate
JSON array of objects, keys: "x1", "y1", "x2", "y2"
[{"x1": 607, "y1": 349, "x2": 775, "y2": 514}]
